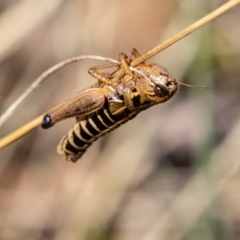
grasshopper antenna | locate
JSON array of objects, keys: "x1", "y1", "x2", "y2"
[{"x1": 177, "y1": 81, "x2": 209, "y2": 89}]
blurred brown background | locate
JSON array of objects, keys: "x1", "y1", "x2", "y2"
[{"x1": 0, "y1": 0, "x2": 240, "y2": 239}]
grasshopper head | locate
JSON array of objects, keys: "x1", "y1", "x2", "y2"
[
  {"x1": 136, "y1": 63, "x2": 178, "y2": 104},
  {"x1": 139, "y1": 63, "x2": 208, "y2": 104},
  {"x1": 150, "y1": 74, "x2": 178, "y2": 103}
]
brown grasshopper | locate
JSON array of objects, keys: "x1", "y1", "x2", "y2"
[{"x1": 42, "y1": 48, "x2": 202, "y2": 162}]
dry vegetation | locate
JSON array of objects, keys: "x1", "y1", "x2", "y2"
[{"x1": 0, "y1": 0, "x2": 240, "y2": 239}]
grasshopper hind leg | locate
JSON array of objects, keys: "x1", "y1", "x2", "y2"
[{"x1": 42, "y1": 114, "x2": 54, "y2": 129}]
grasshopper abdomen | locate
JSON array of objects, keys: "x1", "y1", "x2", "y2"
[{"x1": 58, "y1": 104, "x2": 137, "y2": 162}]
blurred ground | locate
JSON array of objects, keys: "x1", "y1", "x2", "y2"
[{"x1": 0, "y1": 0, "x2": 240, "y2": 240}]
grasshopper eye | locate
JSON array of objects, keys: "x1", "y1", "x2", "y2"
[
  {"x1": 154, "y1": 84, "x2": 169, "y2": 96},
  {"x1": 154, "y1": 86, "x2": 161, "y2": 95}
]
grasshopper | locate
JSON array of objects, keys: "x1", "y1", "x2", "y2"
[{"x1": 42, "y1": 48, "x2": 199, "y2": 162}]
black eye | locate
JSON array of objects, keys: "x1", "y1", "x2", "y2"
[
  {"x1": 154, "y1": 86, "x2": 161, "y2": 95},
  {"x1": 154, "y1": 84, "x2": 169, "y2": 96}
]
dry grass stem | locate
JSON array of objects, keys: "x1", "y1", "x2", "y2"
[
  {"x1": 131, "y1": 0, "x2": 240, "y2": 66},
  {"x1": 0, "y1": 115, "x2": 44, "y2": 149},
  {"x1": 0, "y1": 56, "x2": 119, "y2": 127}
]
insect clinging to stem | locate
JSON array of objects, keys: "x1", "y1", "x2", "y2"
[{"x1": 42, "y1": 48, "x2": 207, "y2": 162}]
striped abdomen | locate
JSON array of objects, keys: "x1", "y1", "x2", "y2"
[{"x1": 57, "y1": 105, "x2": 138, "y2": 162}]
